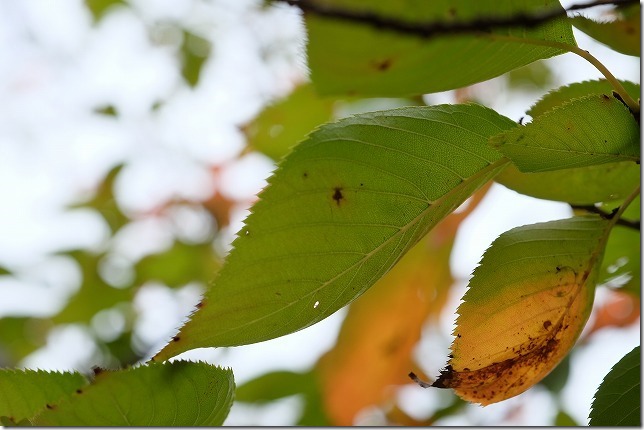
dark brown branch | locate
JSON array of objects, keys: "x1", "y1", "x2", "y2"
[
  {"x1": 571, "y1": 204, "x2": 641, "y2": 231},
  {"x1": 275, "y1": 0, "x2": 638, "y2": 39}
]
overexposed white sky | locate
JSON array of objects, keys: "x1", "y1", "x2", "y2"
[{"x1": 0, "y1": 0, "x2": 639, "y2": 426}]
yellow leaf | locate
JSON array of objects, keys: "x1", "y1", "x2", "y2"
[{"x1": 430, "y1": 216, "x2": 610, "y2": 405}]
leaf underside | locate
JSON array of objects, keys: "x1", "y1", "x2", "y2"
[
  {"x1": 491, "y1": 94, "x2": 640, "y2": 172},
  {"x1": 435, "y1": 216, "x2": 610, "y2": 405},
  {"x1": 590, "y1": 345, "x2": 640, "y2": 426},
  {"x1": 571, "y1": 7, "x2": 640, "y2": 57},
  {"x1": 154, "y1": 104, "x2": 516, "y2": 360},
  {"x1": 305, "y1": 0, "x2": 576, "y2": 96}
]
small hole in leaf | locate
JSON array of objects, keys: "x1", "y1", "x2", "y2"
[{"x1": 313, "y1": 301, "x2": 320, "y2": 309}]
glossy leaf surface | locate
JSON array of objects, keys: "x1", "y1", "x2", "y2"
[
  {"x1": 33, "y1": 362, "x2": 234, "y2": 426},
  {"x1": 0, "y1": 369, "x2": 86, "y2": 424},
  {"x1": 154, "y1": 104, "x2": 514, "y2": 359},
  {"x1": 305, "y1": 0, "x2": 576, "y2": 96},
  {"x1": 491, "y1": 94, "x2": 640, "y2": 172},
  {"x1": 590, "y1": 345, "x2": 640, "y2": 426},
  {"x1": 434, "y1": 216, "x2": 610, "y2": 405}
]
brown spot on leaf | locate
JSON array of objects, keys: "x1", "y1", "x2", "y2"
[
  {"x1": 303, "y1": 171, "x2": 308, "y2": 179},
  {"x1": 195, "y1": 300, "x2": 204, "y2": 309},
  {"x1": 46, "y1": 404, "x2": 55, "y2": 410},
  {"x1": 172, "y1": 336, "x2": 181, "y2": 342},
  {"x1": 543, "y1": 320, "x2": 552, "y2": 330},
  {"x1": 92, "y1": 367, "x2": 103, "y2": 376},
  {"x1": 76, "y1": 389, "x2": 83, "y2": 394},
  {"x1": 374, "y1": 58, "x2": 393, "y2": 71},
  {"x1": 332, "y1": 187, "x2": 344, "y2": 205}
]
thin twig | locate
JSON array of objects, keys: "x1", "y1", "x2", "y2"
[
  {"x1": 572, "y1": 204, "x2": 641, "y2": 231},
  {"x1": 276, "y1": 0, "x2": 637, "y2": 39}
]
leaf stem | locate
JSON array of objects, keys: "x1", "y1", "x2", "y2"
[
  {"x1": 484, "y1": 34, "x2": 640, "y2": 114},
  {"x1": 608, "y1": 185, "x2": 641, "y2": 231}
]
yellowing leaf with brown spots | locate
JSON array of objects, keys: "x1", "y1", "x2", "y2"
[
  {"x1": 317, "y1": 185, "x2": 490, "y2": 425},
  {"x1": 432, "y1": 216, "x2": 610, "y2": 405}
]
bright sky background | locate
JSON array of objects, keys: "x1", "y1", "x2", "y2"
[{"x1": 0, "y1": 0, "x2": 639, "y2": 426}]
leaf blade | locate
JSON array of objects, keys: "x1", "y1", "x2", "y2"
[
  {"x1": 590, "y1": 345, "x2": 641, "y2": 426},
  {"x1": 32, "y1": 362, "x2": 234, "y2": 426},
  {"x1": 435, "y1": 216, "x2": 610, "y2": 405},
  {"x1": 154, "y1": 104, "x2": 515, "y2": 359}
]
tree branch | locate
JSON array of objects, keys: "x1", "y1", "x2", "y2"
[
  {"x1": 571, "y1": 204, "x2": 641, "y2": 231},
  {"x1": 275, "y1": 0, "x2": 638, "y2": 39}
]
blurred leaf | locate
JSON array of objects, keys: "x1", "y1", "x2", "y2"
[
  {"x1": 539, "y1": 354, "x2": 570, "y2": 394},
  {"x1": 54, "y1": 250, "x2": 132, "y2": 325},
  {"x1": 153, "y1": 104, "x2": 514, "y2": 360},
  {"x1": 135, "y1": 240, "x2": 221, "y2": 288},
  {"x1": 0, "y1": 265, "x2": 10, "y2": 276},
  {"x1": 33, "y1": 362, "x2": 234, "y2": 426},
  {"x1": 316, "y1": 184, "x2": 490, "y2": 425},
  {"x1": 491, "y1": 94, "x2": 640, "y2": 172},
  {"x1": 586, "y1": 290, "x2": 640, "y2": 337},
  {"x1": 506, "y1": 61, "x2": 553, "y2": 90},
  {"x1": 305, "y1": 0, "x2": 576, "y2": 96},
  {"x1": 93, "y1": 105, "x2": 118, "y2": 116},
  {"x1": 202, "y1": 190, "x2": 236, "y2": 229},
  {"x1": 72, "y1": 164, "x2": 129, "y2": 234},
  {"x1": 436, "y1": 216, "x2": 609, "y2": 405},
  {"x1": 571, "y1": 5, "x2": 640, "y2": 57},
  {"x1": 243, "y1": 84, "x2": 336, "y2": 161},
  {"x1": 235, "y1": 370, "x2": 309, "y2": 404},
  {"x1": 0, "y1": 318, "x2": 51, "y2": 367},
  {"x1": 590, "y1": 345, "x2": 640, "y2": 426},
  {"x1": 0, "y1": 369, "x2": 87, "y2": 424},
  {"x1": 85, "y1": 0, "x2": 126, "y2": 22},
  {"x1": 495, "y1": 161, "x2": 640, "y2": 205},
  {"x1": 555, "y1": 409, "x2": 579, "y2": 426},
  {"x1": 527, "y1": 79, "x2": 640, "y2": 118},
  {"x1": 181, "y1": 31, "x2": 211, "y2": 87}
]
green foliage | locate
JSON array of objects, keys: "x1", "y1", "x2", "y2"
[
  {"x1": 33, "y1": 362, "x2": 234, "y2": 426},
  {"x1": 491, "y1": 94, "x2": 640, "y2": 172},
  {"x1": 590, "y1": 346, "x2": 640, "y2": 426},
  {"x1": 571, "y1": 5, "x2": 640, "y2": 57},
  {"x1": 154, "y1": 104, "x2": 515, "y2": 359},
  {"x1": 0, "y1": 369, "x2": 87, "y2": 424},
  {"x1": 181, "y1": 31, "x2": 212, "y2": 87},
  {"x1": 306, "y1": 0, "x2": 575, "y2": 96}
]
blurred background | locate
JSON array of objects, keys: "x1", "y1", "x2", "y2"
[{"x1": 0, "y1": 0, "x2": 639, "y2": 425}]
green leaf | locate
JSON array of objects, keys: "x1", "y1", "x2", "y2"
[
  {"x1": 571, "y1": 4, "x2": 640, "y2": 57},
  {"x1": 598, "y1": 197, "x2": 640, "y2": 295},
  {"x1": 527, "y1": 79, "x2": 640, "y2": 118},
  {"x1": 555, "y1": 409, "x2": 579, "y2": 426},
  {"x1": 153, "y1": 104, "x2": 515, "y2": 359},
  {"x1": 590, "y1": 345, "x2": 640, "y2": 426},
  {"x1": 491, "y1": 94, "x2": 640, "y2": 172},
  {"x1": 244, "y1": 84, "x2": 336, "y2": 161},
  {"x1": 0, "y1": 318, "x2": 50, "y2": 366},
  {"x1": 236, "y1": 370, "x2": 310, "y2": 404},
  {"x1": 435, "y1": 216, "x2": 610, "y2": 405},
  {"x1": 305, "y1": 0, "x2": 576, "y2": 96},
  {"x1": 0, "y1": 369, "x2": 87, "y2": 424},
  {"x1": 181, "y1": 31, "x2": 211, "y2": 87},
  {"x1": 135, "y1": 240, "x2": 221, "y2": 288},
  {"x1": 495, "y1": 161, "x2": 640, "y2": 204},
  {"x1": 85, "y1": 0, "x2": 126, "y2": 22},
  {"x1": 33, "y1": 362, "x2": 234, "y2": 426}
]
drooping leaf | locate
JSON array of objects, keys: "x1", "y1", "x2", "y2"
[
  {"x1": 153, "y1": 104, "x2": 515, "y2": 360},
  {"x1": 243, "y1": 84, "x2": 336, "y2": 161},
  {"x1": 181, "y1": 31, "x2": 212, "y2": 87},
  {"x1": 589, "y1": 345, "x2": 640, "y2": 426},
  {"x1": 527, "y1": 79, "x2": 640, "y2": 118},
  {"x1": 491, "y1": 94, "x2": 640, "y2": 172},
  {"x1": 432, "y1": 216, "x2": 610, "y2": 405},
  {"x1": 571, "y1": 4, "x2": 640, "y2": 57},
  {"x1": 316, "y1": 184, "x2": 490, "y2": 425},
  {"x1": 304, "y1": 0, "x2": 576, "y2": 96},
  {"x1": 495, "y1": 161, "x2": 640, "y2": 205},
  {"x1": 0, "y1": 369, "x2": 87, "y2": 424},
  {"x1": 33, "y1": 362, "x2": 234, "y2": 426}
]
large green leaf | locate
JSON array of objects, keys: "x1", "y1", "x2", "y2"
[
  {"x1": 495, "y1": 161, "x2": 640, "y2": 204},
  {"x1": 491, "y1": 94, "x2": 640, "y2": 172},
  {"x1": 527, "y1": 79, "x2": 640, "y2": 118},
  {"x1": 433, "y1": 216, "x2": 610, "y2": 405},
  {"x1": 153, "y1": 104, "x2": 515, "y2": 359},
  {"x1": 571, "y1": 4, "x2": 640, "y2": 57},
  {"x1": 590, "y1": 345, "x2": 640, "y2": 426},
  {"x1": 0, "y1": 369, "x2": 87, "y2": 424},
  {"x1": 304, "y1": 0, "x2": 576, "y2": 96},
  {"x1": 33, "y1": 362, "x2": 234, "y2": 426}
]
